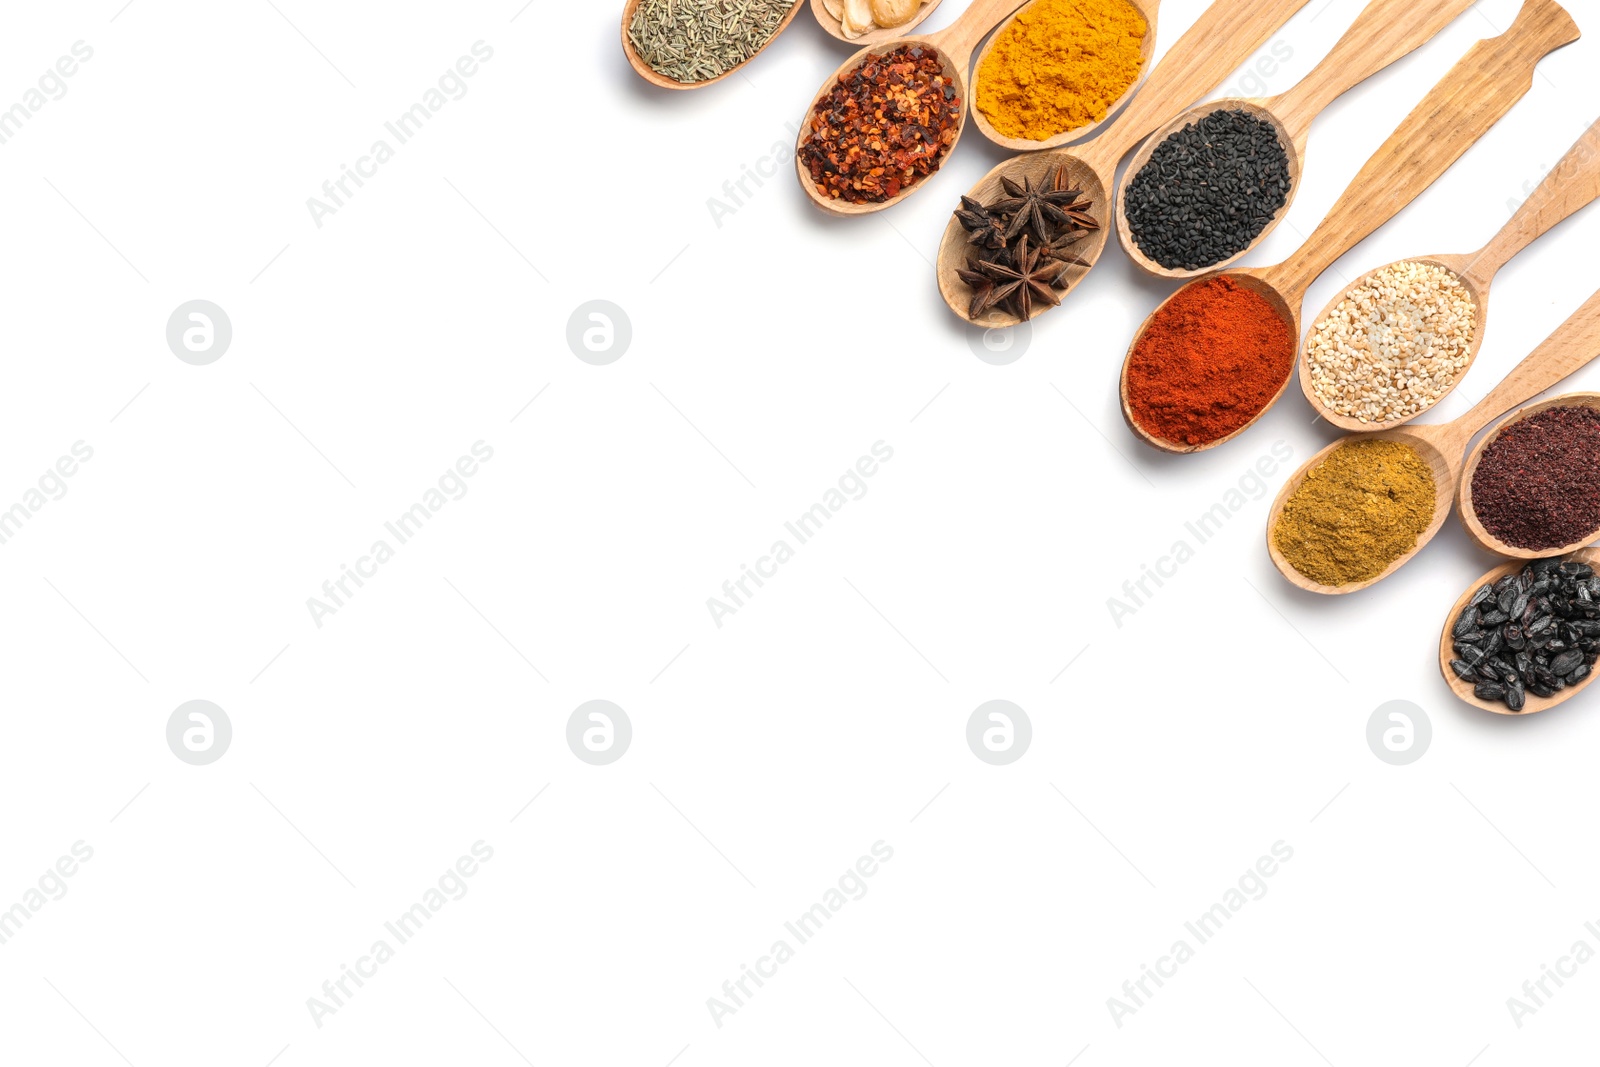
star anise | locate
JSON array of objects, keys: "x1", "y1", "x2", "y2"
[
  {"x1": 1037, "y1": 225, "x2": 1092, "y2": 267},
  {"x1": 990, "y1": 168, "x2": 1096, "y2": 242},
  {"x1": 954, "y1": 195, "x2": 1008, "y2": 251},
  {"x1": 974, "y1": 236, "x2": 1067, "y2": 320},
  {"x1": 956, "y1": 250, "x2": 1020, "y2": 319}
]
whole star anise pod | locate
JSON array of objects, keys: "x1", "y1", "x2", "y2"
[
  {"x1": 953, "y1": 195, "x2": 1008, "y2": 251},
  {"x1": 974, "y1": 235, "x2": 1068, "y2": 320}
]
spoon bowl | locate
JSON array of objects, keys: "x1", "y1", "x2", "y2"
[
  {"x1": 1116, "y1": 0, "x2": 1477, "y2": 280},
  {"x1": 621, "y1": 0, "x2": 807, "y2": 89},
  {"x1": 1298, "y1": 253, "x2": 1492, "y2": 433},
  {"x1": 810, "y1": 0, "x2": 946, "y2": 44},
  {"x1": 1438, "y1": 548, "x2": 1600, "y2": 715},
  {"x1": 796, "y1": 0, "x2": 1029, "y2": 217},
  {"x1": 1459, "y1": 392, "x2": 1600, "y2": 558},
  {"x1": 935, "y1": 0, "x2": 1326, "y2": 323},
  {"x1": 1118, "y1": 266, "x2": 1302, "y2": 452},
  {"x1": 1265, "y1": 424, "x2": 1460, "y2": 595},
  {"x1": 968, "y1": 0, "x2": 1161, "y2": 153}
]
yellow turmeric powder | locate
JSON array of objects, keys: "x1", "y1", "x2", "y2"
[{"x1": 975, "y1": 0, "x2": 1148, "y2": 142}]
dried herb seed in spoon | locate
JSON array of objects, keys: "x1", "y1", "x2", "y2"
[
  {"x1": 1124, "y1": 109, "x2": 1291, "y2": 271},
  {"x1": 629, "y1": 0, "x2": 796, "y2": 84}
]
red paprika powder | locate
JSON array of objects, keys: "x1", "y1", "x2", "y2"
[{"x1": 1125, "y1": 276, "x2": 1296, "y2": 446}]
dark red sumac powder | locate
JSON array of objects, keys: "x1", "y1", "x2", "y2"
[
  {"x1": 1471, "y1": 404, "x2": 1600, "y2": 550},
  {"x1": 1125, "y1": 276, "x2": 1296, "y2": 446}
]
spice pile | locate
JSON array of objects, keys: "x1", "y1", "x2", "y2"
[
  {"x1": 1123, "y1": 109, "x2": 1291, "y2": 271},
  {"x1": 1449, "y1": 559, "x2": 1600, "y2": 712},
  {"x1": 1306, "y1": 262, "x2": 1477, "y2": 424},
  {"x1": 1123, "y1": 276, "x2": 1295, "y2": 446},
  {"x1": 974, "y1": 0, "x2": 1148, "y2": 142},
  {"x1": 628, "y1": 0, "x2": 796, "y2": 84},
  {"x1": 950, "y1": 166, "x2": 1099, "y2": 320},
  {"x1": 1471, "y1": 404, "x2": 1600, "y2": 550},
  {"x1": 822, "y1": 0, "x2": 925, "y2": 38},
  {"x1": 1272, "y1": 439, "x2": 1435, "y2": 587},
  {"x1": 800, "y1": 45, "x2": 960, "y2": 204}
]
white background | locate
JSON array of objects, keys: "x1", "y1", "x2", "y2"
[{"x1": 2, "y1": 0, "x2": 1599, "y2": 1063}]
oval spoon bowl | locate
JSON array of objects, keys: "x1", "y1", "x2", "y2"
[
  {"x1": 1265, "y1": 427, "x2": 1459, "y2": 595},
  {"x1": 1116, "y1": 99, "x2": 1302, "y2": 279},
  {"x1": 1118, "y1": 268, "x2": 1301, "y2": 453},
  {"x1": 811, "y1": 0, "x2": 946, "y2": 44},
  {"x1": 1459, "y1": 392, "x2": 1600, "y2": 558},
  {"x1": 935, "y1": 152, "x2": 1109, "y2": 326},
  {"x1": 1438, "y1": 547, "x2": 1600, "y2": 714},
  {"x1": 1299, "y1": 253, "x2": 1490, "y2": 433},
  {"x1": 968, "y1": 0, "x2": 1160, "y2": 153},
  {"x1": 795, "y1": 35, "x2": 968, "y2": 216},
  {"x1": 622, "y1": 0, "x2": 806, "y2": 90}
]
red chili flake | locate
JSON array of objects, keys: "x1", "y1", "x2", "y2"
[{"x1": 800, "y1": 45, "x2": 960, "y2": 204}]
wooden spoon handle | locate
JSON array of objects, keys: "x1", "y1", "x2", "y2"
[
  {"x1": 936, "y1": 0, "x2": 1030, "y2": 64},
  {"x1": 1278, "y1": 0, "x2": 1579, "y2": 294},
  {"x1": 1464, "y1": 116, "x2": 1600, "y2": 283},
  {"x1": 1274, "y1": 0, "x2": 1475, "y2": 131},
  {"x1": 1450, "y1": 286, "x2": 1600, "y2": 448},
  {"x1": 1083, "y1": 0, "x2": 1316, "y2": 170}
]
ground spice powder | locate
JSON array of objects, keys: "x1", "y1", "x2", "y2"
[
  {"x1": 975, "y1": 0, "x2": 1147, "y2": 142},
  {"x1": 1273, "y1": 439, "x2": 1436, "y2": 586},
  {"x1": 1471, "y1": 404, "x2": 1600, "y2": 550},
  {"x1": 1124, "y1": 276, "x2": 1295, "y2": 446}
]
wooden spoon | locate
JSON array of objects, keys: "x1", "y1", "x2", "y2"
[
  {"x1": 1265, "y1": 285, "x2": 1600, "y2": 595},
  {"x1": 811, "y1": 0, "x2": 946, "y2": 45},
  {"x1": 794, "y1": 0, "x2": 1030, "y2": 216},
  {"x1": 621, "y1": 0, "x2": 808, "y2": 90},
  {"x1": 968, "y1": 0, "x2": 1162, "y2": 153},
  {"x1": 1438, "y1": 548, "x2": 1600, "y2": 715},
  {"x1": 1302, "y1": 116, "x2": 1600, "y2": 432},
  {"x1": 1119, "y1": 0, "x2": 1579, "y2": 454},
  {"x1": 1117, "y1": 0, "x2": 1476, "y2": 281},
  {"x1": 937, "y1": 0, "x2": 1318, "y2": 324},
  {"x1": 1459, "y1": 392, "x2": 1600, "y2": 559}
]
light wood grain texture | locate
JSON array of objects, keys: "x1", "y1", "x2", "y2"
[
  {"x1": 1264, "y1": 284, "x2": 1600, "y2": 595},
  {"x1": 1117, "y1": 0, "x2": 1474, "y2": 280},
  {"x1": 936, "y1": 0, "x2": 1317, "y2": 324},
  {"x1": 968, "y1": 0, "x2": 1162, "y2": 153},
  {"x1": 1438, "y1": 548, "x2": 1600, "y2": 715},
  {"x1": 810, "y1": 0, "x2": 946, "y2": 44},
  {"x1": 1459, "y1": 392, "x2": 1600, "y2": 558},
  {"x1": 1119, "y1": 0, "x2": 1578, "y2": 454},
  {"x1": 621, "y1": 0, "x2": 808, "y2": 90},
  {"x1": 1302, "y1": 115, "x2": 1600, "y2": 432},
  {"x1": 794, "y1": 0, "x2": 1030, "y2": 216}
]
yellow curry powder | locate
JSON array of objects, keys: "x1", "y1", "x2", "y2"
[
  {"x1": 1273, "y1": 439, "x2": 1437, "y2": 587},
  {"x1": 975, "y1": 0, "x2": 1148, "y2": 142}
]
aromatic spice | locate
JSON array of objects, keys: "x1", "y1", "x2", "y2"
[
  {"x1": 1306, "y1": 261, "x2": 1477, "y2": 424},
  {"x1": 823, "y1": 0, "x2": 926, "y2": 38},
  {"x1": 1123, "y1": 109, "x2": 1291, "y2": 271},
  {"x1": 1272, "y1": 439, "x2": 1436, "y2": 586},
  {"x1": 1449, "y1": 558, "x2": 1600, "y2": 712},
  {"x1": 629, "y1": 0, "x2": 796, "y2": 84},
  {"x1": 950, "y1": 165, "x2": 1098, "y2": 319},
  {"x1": 801, "y1": 45, "x2": 960, "y2": 203},
  {"x1": 1124, "y1": 276, "x2": 1295, "y2": 445},
  {"x1": 1471, "y1": 405, "x2": 1600, "y2": 550},
  {"x1": 974, "y1": 0, "x2": 1148, "y2": 142}
]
